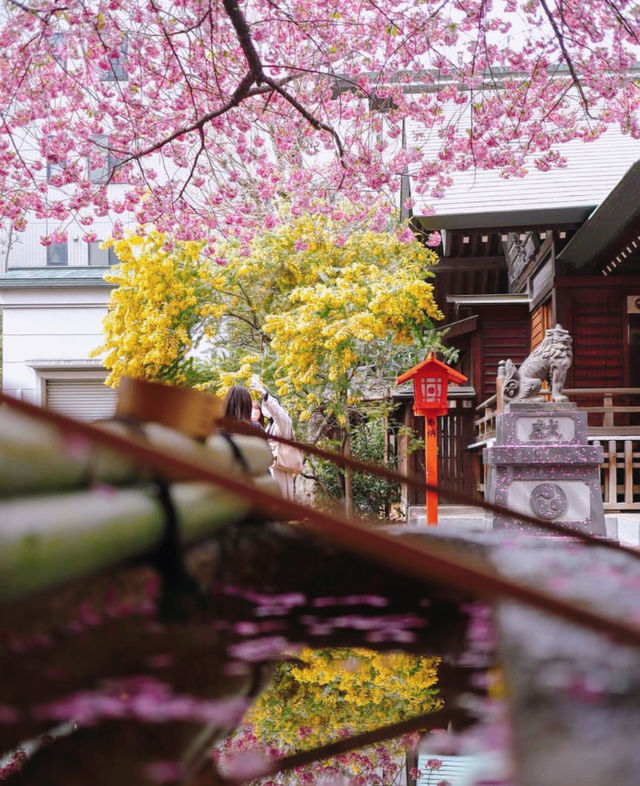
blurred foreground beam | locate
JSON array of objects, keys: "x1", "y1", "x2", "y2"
[{"x1": 1, "y1": 393, "x2": 640, "y2": 648}]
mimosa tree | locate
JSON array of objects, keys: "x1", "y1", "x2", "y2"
[
  {"x1": 95, "y1": 207, "x2": 445, "y2": 510},
  {"x1": 248, "y1": 648, "x2": 441, "y2": 748},
  {"x1": 97, "y1": 208, "x2": 443, "y2": 391},
  {"x1": 95, "y1": 233, "x2": 212, "y2": 385}
]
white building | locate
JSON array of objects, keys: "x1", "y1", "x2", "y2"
[
  {"x1": 0, "y1": 267, "x2": 116, "y2": 419},
  {"x1": 0, "y1": 148, "x2": 130, "y2": 418}
]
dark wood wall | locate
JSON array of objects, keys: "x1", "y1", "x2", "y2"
[
  {"x1": 569, "y1": 290, "x2": 625, "y2": 388},
  {"x1": 471, "y1": 305, "x2": 530, "y2": 401},
  {"x1": 555, "y1": 278, "x2": 638, "y2": 388}
]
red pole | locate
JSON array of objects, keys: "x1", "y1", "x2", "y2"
[{"x1": 425, "y1": 415, "x2": 438, "y2": 525}]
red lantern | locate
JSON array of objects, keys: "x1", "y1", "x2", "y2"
[
  {"x1": 417, "y1": 374, "x2": 445, "y2": 412},
  {"x1": 396, "y1": 353, "x2": 467, "y2": 524}
]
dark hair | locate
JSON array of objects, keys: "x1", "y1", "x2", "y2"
[
  {"x1": 251, "y1": 399, "x2": 265, "y2": 428},
  {"x1": 224, "y1": 385, "x2": 252, "y2": 422}
]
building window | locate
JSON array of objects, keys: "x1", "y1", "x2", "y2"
[
  {"x1": 88, "y1": 242, "x2": 119, "y2": 266},
  {"x1": 89, "y1": 135, "x2": 122, "y2": 183},
  {"x1": 46, "y1": 158, "x2": 64, "y2": 183},
  {"x1": 44, "y1": 133, "x2": 65, "y2": 184},
  {"x1": 47, "y1": 32, "x2": 67, "y2": 68},
  {"x1": 46, "y1": 240, "x2": 68, "y2": 266},
  {"x1": 99, "y1": 36, "x2": 128, "y2": 81}
]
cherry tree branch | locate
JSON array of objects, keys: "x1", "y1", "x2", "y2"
[
  {"x1": 116, "y1": 71, "x2": 256, "y2": 166},
  {"x1": 1, "y1": 0, "x2": 638, "y2": 240},
  {"x1": 222, "y1": 0, "x2": 265, "y2": 80},
  {"x1": 262, "y1": 75, "x2": 345, "y2": 157},
  {"x1": 149, "y1": 0, "x2": 202, "y2": 116},
  {"x1": 178, "y1": 125, "x2": 207, "y2": 201},
  {"x1": 603, "y1": 0, "x2": 640, "y2": 41},
  {"x1": 115, "y1": 0, "x2": 345, "y2": 172},
  {"x1": 222, "y1": 0, "x2": 344, "y2": 156}
]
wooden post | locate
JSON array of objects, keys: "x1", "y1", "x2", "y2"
[
  {"x1": 608, "y1": 439, "x2": 617, "y2": 505},
  {"x1": 425, "y1": 415, "x2": 438, "y2": 525},
  {"x1": 496, "y1": 359, "x2": 506, "y2": 414},
  {"x1": 624, "y1": 440, "x2": 633, "y2": 506},
  {"x1": 603, "y1": 394, "x2": 614, "y2": 428}
]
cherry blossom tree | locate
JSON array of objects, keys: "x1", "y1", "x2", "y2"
[{"x1": 0, "y1": 0, "x2": 638, "y2": 249}]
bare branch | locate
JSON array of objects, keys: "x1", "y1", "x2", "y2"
[
  {"x1": 538, "y1": 0, "x2": 593, "y2": 118},
  {"x1": 6, "y1": 0, "x2": 69, "y2": 21}
]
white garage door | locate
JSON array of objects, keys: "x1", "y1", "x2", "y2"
[{"x1": 45, "y1": 379, "x2": 117, "y2": 421}]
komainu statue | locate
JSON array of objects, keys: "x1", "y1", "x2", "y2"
[{"x1": 502, "y1": 324, "x2": 573, "y2": 403}]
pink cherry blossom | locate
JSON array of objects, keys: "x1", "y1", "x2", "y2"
[{"x1": 0, "y1": 1, "x2": 635, "y2": 245}]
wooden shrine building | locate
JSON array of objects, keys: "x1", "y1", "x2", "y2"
[{"x1": 396, "y1": 125, "x2": 640, "y2": 512}]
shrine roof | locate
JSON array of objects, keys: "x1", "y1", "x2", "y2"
[
  {"x1": 556, "y1": 160, "x2": 640, "y2": 270},
  {"x1": 407, "y1": 114, "x2": 639, "y2": 230}
]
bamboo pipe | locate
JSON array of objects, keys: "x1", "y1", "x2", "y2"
[
  {"x1": 0, "y1": 475, "x2": 278, "y2": 604},
  {"x1": 0, "y1": 410, "x2": 273, "y2": 496}
]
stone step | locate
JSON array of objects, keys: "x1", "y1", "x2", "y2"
[{"x1": 406, "y1": 506, "x2": 640, "y2": 549}]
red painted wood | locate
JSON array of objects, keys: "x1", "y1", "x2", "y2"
[
  {"x1": 480, "y1": 320, "x2": 530, "y2": 400},
  {"x1": 426, "y1": 416, "x2": 438, "y2": 525},
  {"x1": 569, "y1": 290, "x2": 625, "y2": 389}
]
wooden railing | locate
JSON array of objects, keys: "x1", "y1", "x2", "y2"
[
  {"x1": 563, "y1": 388, "x2": 640, "y2": 431},
  {"x1": 594, "y1": 436, "x2": 640, "y2": 511},
  {"x1": 474, "y1": 393, "x2": 498, "y2": 444},
  {"x1": 473, "y1": 388, "x2": 640, "y2": 511}
]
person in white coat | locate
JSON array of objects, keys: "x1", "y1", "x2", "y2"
[{"x1": 250, "y1": 376, "x2": 303, "y2": 499}]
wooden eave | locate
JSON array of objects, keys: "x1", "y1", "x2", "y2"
[
  {"x1": 414, "y1": 210, "x2": 590, "y2": 232},
  {"x1": 438, "y1": 315, "x2": 479, "y2": 340},
  {"x1": 445, "y1": 293, "x2": 530, "y2": 306}
]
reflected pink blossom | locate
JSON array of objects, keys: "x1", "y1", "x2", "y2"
[
  {"x1": 33, "y1": 677, "x2": 249, "y2": 727},
  {"x1": 143, "y1": 760, "x2": 185, "y2": 784},
  {"x1": 228, "y1": 636, "x2": 300, "y2": 662}
]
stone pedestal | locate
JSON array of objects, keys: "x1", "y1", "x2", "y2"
[{"x1": 484, "y1": 402, "x2": 606, "y2": 536}]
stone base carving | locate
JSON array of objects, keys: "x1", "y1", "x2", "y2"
[{"x1": 484, "y1": 402, "x2": 606, "y2": 536}]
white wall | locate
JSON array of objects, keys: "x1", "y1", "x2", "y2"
[{"x1": 0, "y1": 284, "x2": 110, "y2": 404}]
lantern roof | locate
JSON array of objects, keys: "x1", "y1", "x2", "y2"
[{"x1": 395, "y1": 352, "x2": 468, "y2": 386}]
